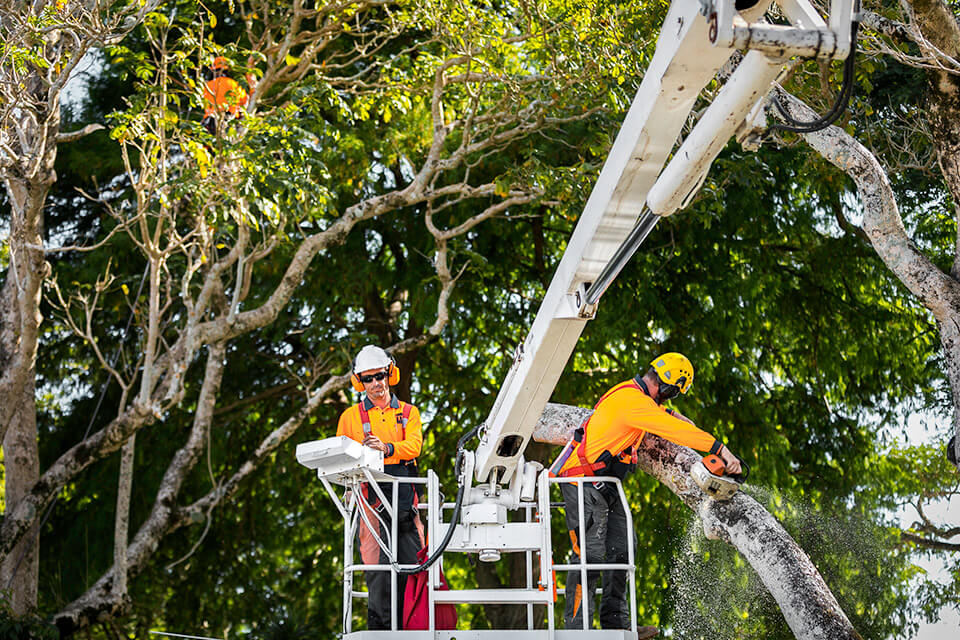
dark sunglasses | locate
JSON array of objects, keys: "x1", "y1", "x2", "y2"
[{"x1": 358, "y1": 371, "x2": 389, "y2": 384}]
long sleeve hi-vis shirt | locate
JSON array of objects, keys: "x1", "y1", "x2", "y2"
[
  {"x1": 557, "y1": 377, "x2": 718, "y2": 477},
  {"x1": 337, "y1": 395, "x2": 422, "y2": 465},
  {"x1": 202, "y1": 77, "x2": 249, "y2": 118}
]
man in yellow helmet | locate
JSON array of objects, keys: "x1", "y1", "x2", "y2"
[{"x1": 550, "y1": 352, "x2": 741, "y2": 637}]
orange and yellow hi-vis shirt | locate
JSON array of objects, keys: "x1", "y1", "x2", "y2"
[
  {"x1": 337, "y1": 395, "x2": 422, "y2": 465},
  {"x1": 202, "y1": 76, "x2": 248, "y2": 118},
  {"x1": 558, "y1": 378, "x2": 718, "y2": 476}
]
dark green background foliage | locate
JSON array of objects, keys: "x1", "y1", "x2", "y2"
[{"x1": 4, "y1": 0, "x2": 957, "y2": 638}]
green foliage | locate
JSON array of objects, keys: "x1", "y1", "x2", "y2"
[
  {"x1": 20, "y1": 0, "x2": 959, "y2": 638},
  {"x1": 0, "y1": 597, "x2": 58, "y2": 640}
]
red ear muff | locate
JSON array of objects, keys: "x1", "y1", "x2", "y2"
[
  {"x1": 351, "y1": 373, "x2": 364, "y2": 392},
  {"x1": 388, "y1": 363, "x2": 400, "y2": 386}
]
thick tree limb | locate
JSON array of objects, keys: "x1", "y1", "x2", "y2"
[
  {"x1": 773, "y1": 88, "x2": 960, "y2": 467},
  {"x1": 535, "y1": 403, "x2": 862, "y2": 640},
  {"x1": 52, "y1": 343, "x2": 227, "y2": 635},
  {"x1": 0, "y1": 402, "x2": 157, "y2": 559}
]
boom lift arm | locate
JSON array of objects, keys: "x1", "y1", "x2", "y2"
[
  {"x1": 469, "y1": 0, "x2": 857, "y2": 492},
  {"x1": 297, "y1": 0, "x2": 859, "y2": 604}
]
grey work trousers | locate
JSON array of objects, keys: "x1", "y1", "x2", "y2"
[
  {"x1": 561, "y1": 481, "x2": 634, "y2": 630},
  {"x1": 359, "y1": 507, "x2": 423, "y2": 630}
]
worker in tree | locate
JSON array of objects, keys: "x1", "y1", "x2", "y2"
[
  {"x1": 337, "y1": 345, "x2": 424, "y2": 630},
  {"x1": 201, "y1": 56, "x2": 252, "y2": 135},
  {"x1": 550, "y1": 352, "x2": 742, "y2": 638}
]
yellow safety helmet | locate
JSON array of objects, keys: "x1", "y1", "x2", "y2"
[{"x1": 650, "y1": 352, "x2": 694, "y2": 395}]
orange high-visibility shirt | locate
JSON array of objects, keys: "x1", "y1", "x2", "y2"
[
  {"x1": 559, "y1": 378, "x2": 718, "y2": 476},
  {"x1": 203, "y1": 76, "x2": 248, "y2": 118},
  {"x1": 337, "y1": 395, "x2": 423, "y2": 465}
]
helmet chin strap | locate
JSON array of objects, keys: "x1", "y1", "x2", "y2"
[{"x1": 658, "y1": 382, "x2": 681, "y2": 401}]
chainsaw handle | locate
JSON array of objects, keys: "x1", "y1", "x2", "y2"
[{"x1": 729, "y1": 458, "x2": 750, "y2": 483}]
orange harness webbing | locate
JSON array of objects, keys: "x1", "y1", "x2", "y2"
[
  {"x1": 358, "y1": 401, "x2": 415, "y2": 508},
  {"x1": 556, "y1": 378, "x2": 644, "y2": 478}
]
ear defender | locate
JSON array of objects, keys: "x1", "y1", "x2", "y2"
[
  {"x1": 349, "y1": 355, "x2": 400, "y2": 392},
  {"x1": 351, "y1": 373, "x2": 365, "y2": 392}
]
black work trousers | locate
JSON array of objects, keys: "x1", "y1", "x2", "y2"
[
  {"x1": 561, "y1": 481, "x2": 634, "y2": 630},
  {"x1": 360, "y1": 507, "x2": 423, "y2": 630}
]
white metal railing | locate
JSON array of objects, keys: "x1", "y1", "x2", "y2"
[
  {"x1": 543, "y1": 474, "x2": 637, "y2": 634},
  {"x1": 323, "y1": 468, "x2": 638, "y2": 635}
]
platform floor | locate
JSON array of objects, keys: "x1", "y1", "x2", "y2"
[{"x1": 344, "y1": 631, "x2": 636, "y2": 639}]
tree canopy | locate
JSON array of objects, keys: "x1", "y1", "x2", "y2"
[{"x1": 1, "y1": 0, "x2": 959, "y2": 638}]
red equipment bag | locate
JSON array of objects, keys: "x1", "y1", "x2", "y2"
[{"x1": 403, "y1": 547, "x2": 457, "y2": 630}]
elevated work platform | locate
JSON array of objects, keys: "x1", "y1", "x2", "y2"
[{"x1": 343, "y1": 632, "x2": 635, "y2": 639}]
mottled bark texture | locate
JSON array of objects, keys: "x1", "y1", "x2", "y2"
[
  {"x1": 775, "y1": 83, "x2": 960, "y2": 468},
  {"x1": 0, "y1": 89, "x2": 57, "y2": 617},
  {"x1": 909, "y1": 0, "x2": 960, "y2": 467},
  {"x1": 1, "y1": 0, "x2": 162, "y2": 613},
  {"x1": 0, "y1": 376, "x2": 40, "y2": 615},
  {"x1": 534, "y1": 403, "x2": 862, "y2": 640}
]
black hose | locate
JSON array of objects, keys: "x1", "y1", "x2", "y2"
[
  {"x1": 768, "y1": 16, "x2": 860, "y2": 135},
  {"x1": 396, "y1": 423, "x2": 482, "y2": 574}
]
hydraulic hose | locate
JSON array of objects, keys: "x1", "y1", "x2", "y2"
[
  {"x1": 396, "y1": 422, "x2": 482, "y2": 574},
  {"x1": 768, "y1": 11, "x2": 860, "y2": 135}
]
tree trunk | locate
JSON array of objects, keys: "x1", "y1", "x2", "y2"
[
  {"x1": 774, "y1": 88, "x2": 960, "y2": 469},
  {"x1": 113, "y1": 436, "x2": 136, "y2": 599},
  {"x1": 534, "y1": 403, "x2": 862, "y2": 640},
  {"x1": 0, "y1": 376, "x2": 40, "y2": 615},
  {"x1": 0, "y1": 119, "x2": 55, "y2": 614}
]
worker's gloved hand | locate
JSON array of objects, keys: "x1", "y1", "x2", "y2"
[
  {"x1": 719, "y1": 446, "x2": 742, "y2": 475},
  {"x1": 363, "y1": 434, "x2": 389, "y2": 454}
]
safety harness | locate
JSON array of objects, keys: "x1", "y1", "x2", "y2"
[
  {"x1": 358, "y1": 397, "x2": 416, "y2": 512},
  {"x1": 358, "y1": 398, "x2": 414, "y2": 456},
  {"x1": 549, "y1": 376, "x2": 648, "y2": 478}
]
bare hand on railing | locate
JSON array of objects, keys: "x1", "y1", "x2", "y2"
[{"x1": 363, "y1": 434, "x2": 390, "y2": 454}]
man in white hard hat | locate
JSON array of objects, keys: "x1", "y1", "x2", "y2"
[{"x1": 337, "y1": 345, "x2": 424, "y2": 630}]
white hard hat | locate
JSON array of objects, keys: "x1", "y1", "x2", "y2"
[{"x1": 353, "y1": 345, "x2": 392, "y2": 373}]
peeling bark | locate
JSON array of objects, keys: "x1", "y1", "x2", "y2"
[
  {"x1": 0, "y1": 376, "x2": 40, "y2": 614},
  {"x1": 535, "y1": 403, "x2": 862, "y2": 640},
  {"x1": 775, "y1": 89, "x2": 960, "y2": 468}
]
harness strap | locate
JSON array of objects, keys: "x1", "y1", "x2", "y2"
[
  {"x1": 358, "y1": 403, "x2": 372, "y2": 435},
  {"x1": 555, "y1": 378, "x2": 644, "y2": 478},
  {"x1": 397, "y1": 401, "x2": 412, "y2": 440},
  {"x1": 358, "y1": 401, "x2": 415, "y2": 464}
]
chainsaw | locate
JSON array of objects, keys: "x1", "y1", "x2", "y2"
[{"x1": 690, "y1": 452, "x2": 749, "y2": 500}]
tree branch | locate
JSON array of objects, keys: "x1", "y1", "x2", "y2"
[{"x1": 55, "y1": 123, "x2": 105, "y2": 144}]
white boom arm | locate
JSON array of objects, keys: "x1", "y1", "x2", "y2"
[{"x1": 472, "y1": 0, "x2": 855, "y2": 484}]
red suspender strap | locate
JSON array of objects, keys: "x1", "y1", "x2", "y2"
[
  {"x1": 358, "y1": 403, "x2": 372, "y2": 436},
  {"x1": 356, "y1": 403, "x2": 378, "y2": 507},
  {"x1": 397, "y1": 402, "x2": 412, "y2": 440},
  {"x1": 360, "y1": 402, "x2": 414, "y2": 462}
]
